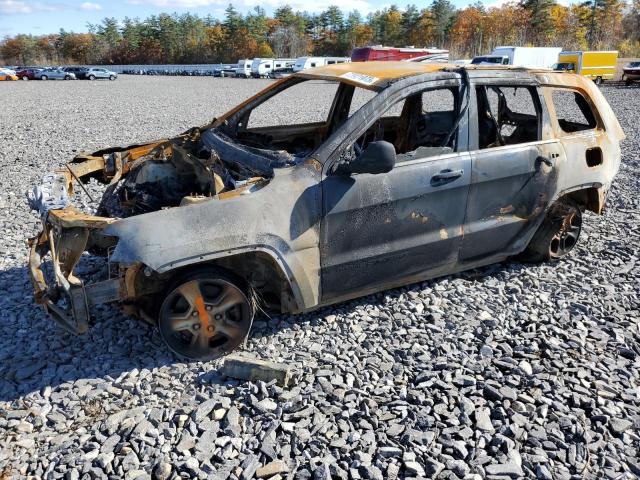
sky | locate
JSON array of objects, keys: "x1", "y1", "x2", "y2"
[{"x1": 0, "y1": 0, "x2": 461, "y2": 36}]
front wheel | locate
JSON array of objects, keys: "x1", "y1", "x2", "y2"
[
  {"x1": 40, "y1": 75, "x2": 47, "y2": 80},
  {"x1": 88, "y1": 75, "x2": 96, "y2": 80},
  {"x1": 157, "y1": 269, "x2": 254, "y2": 360},
  {"x1": 521, "y1": 199, "x2": 582, "y2": 262},
  {"x1": 22, "y1": 76, "x2": 29, "y2": 81},
  {"x1": 595, "y1": 76, "x2": 603, "y2": 85},
  {"x1": 109, "y1": 75, "x2": 115, "y2": 81},
  {"x1": 626, "y1": 79, "x2": 632, "y2": 86},
  {"x1": 64, "y1": 75, "x2": 71, "y2": 80}
]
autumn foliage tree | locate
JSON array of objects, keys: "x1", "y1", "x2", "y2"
[{"x1": 1, "y1": 1, "x2": 638, "y2": 66}]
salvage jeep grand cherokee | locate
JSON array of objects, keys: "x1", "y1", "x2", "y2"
[{"x1": 27, "y1": 62, "x2": 624, "y2": 360}]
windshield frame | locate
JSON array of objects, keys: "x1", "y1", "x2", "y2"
[{"x1": 212, "y1": 77, "x2": 386, "y2": 159}]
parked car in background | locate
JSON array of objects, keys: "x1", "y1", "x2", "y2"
[
  {"x1": 85, "y1": 67, "x2": 117, "y2": 80},
  {"x1": 405, "y1": 51, "x2": 450, "y2": 63},
  {"x1": 27, "y1": 62, "x2": 624, "y2": 360},
  {"x1": 0, "y1": 69, "x2": 18, "y2": 81},
  {"x1": 553, "y1": 51, "x2": 618, "y2": 84},
  {"x1": 63, "y1": 67, "x2": 89, "y2": 79},
  {"x1": 622, "y1": 61, "x2": 640, "y2": 86},
  {"x1": 470, "y1": 55, "x2": 508, "y2": 66},
  {"x1": 16, "y1": 68, "x2": 42, "y2": 80},
  {"x1": 36, "y1": 68, "x2": 76, "y2": 80},
  {"x1": 213, "y1": 65, "x2": 236, "y2": 77}
]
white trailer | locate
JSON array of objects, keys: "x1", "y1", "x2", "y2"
[
  {"x1": 235, "y1": 59, "x2": 252, "y2": 78},
  {"x1": 293, "y1": 56, "x2": 350, "y2": 72},
  {"x1": 251, "y1": 58, "x2": 295, "y2": 78},
  {"x1": 471, "y1": 47, "x2": 562, "y2": 69},
  {"x1": 324, "y1": 57, "x2": 350, "y2": 66}
]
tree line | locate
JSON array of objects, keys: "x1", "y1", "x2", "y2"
[{"x1": 1, "y1": 0, "x2": 639, "y2": 66}]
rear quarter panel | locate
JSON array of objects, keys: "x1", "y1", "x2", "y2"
[{"x1": 537, "y1": 72, "x2": 624, "y2": 209}]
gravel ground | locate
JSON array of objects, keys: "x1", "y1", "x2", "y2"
[{"x1": 1, "y1": 76, "x2": 639, "y2": 480}]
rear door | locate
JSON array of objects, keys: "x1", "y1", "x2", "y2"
[
  {"x1": 320, "y1": 77, "x2": 472, "y2": 301},
  {"x1": 543, "y1": 86, "x2": 619, "y2": 199},
  {"x1": 460, "y1": 79, "x2": 562, "y2": 262}
]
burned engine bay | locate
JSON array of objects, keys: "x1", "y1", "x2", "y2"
[{"x1": 73, "y1": 127, "x2": 301, "y2": 219}]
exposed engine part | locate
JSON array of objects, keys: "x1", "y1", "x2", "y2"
[
  {"x1": 97, "y1": 138, "x2": 223, "y2": 217},
  {"x1": 200, "y1": 129, "x2": 295, "y2": 178},
  {"x1": 27, "y1": 173, "x2": 70, "y2": 216}
]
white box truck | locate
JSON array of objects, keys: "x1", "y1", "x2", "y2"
[{"x1": 471, "y1": 47, "x2": 562, "y2": 69}]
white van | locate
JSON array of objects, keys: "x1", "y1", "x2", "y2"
[
  {"x1": 251, "y1": 58, "x2": 295, "y2": 78},
  {"x1": 235, "y1": 59, "x2": 252, "y2": 78},
  {"x1": 293, "y1": 57, "x2": 351, "y2": 72},
  {"x1": 471, "y1": 47, "x2": 562, "y2": 69}
]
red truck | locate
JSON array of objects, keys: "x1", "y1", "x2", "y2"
[{"x1": 351, "y1": 46, "x2": 449, "y2": 62}]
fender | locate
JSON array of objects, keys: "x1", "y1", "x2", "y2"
[{"x1": 104, "y1": 164, "x2": 322, "y2": 311}]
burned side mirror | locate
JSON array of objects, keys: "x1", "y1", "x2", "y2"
[{"x1": 337, "y1": 141, "x2": 396, "y2": 175}]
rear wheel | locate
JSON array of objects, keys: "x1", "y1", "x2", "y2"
[
  {"x1": 40, "y1": 75, "x2": 48, "y2": 80},
  {"x1": 158, "y1": 269, "x2": 253, "y2": 360},
  {"x1": 109, "y1": 75, "x2": 115, "y2": 80},
  {"x1": 521, "y1": 199, "x2": 582, "y2": 262},
  {"x1": 89, "y1": 75, "x2": 96, "y2": 80},
  {"x1": 22, "y1": 76, "x2": 29, "y2": 81}
]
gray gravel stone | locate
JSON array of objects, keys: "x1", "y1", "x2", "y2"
[
  {"x1": 475, "y1": 407, "x2": 494, "y2": 432},
  {"x1": 609, "y1": 418, "x2": 633, "y2": 435},
  {"x1": 485, "y1": 460, "x2": 524, "y2": 478},
  {"x1": 404, "y1": 460, "x2": 426, "y2": 477}
]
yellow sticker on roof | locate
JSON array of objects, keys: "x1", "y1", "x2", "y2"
[{"x1": 340, "y1": 72, "x2": 380, "y2": 85}]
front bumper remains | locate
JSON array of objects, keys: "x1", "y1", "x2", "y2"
[
  {"x1": 28, "y1": 210, "x2": 124, "y2": 334},
  {"x1": 27, "y1": 170, "x2": 128, "y2": 334}
]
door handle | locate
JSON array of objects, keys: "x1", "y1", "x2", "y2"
[
  {"x1": 431, "y1": 169, "x2": 464, "y2": 186},
  {"x1": 536, "y1": 156, "x2": 554, "y2": 168}
]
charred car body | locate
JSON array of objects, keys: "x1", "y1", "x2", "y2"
[{"x1": 28, "y1": 62, "x2": 624, "y2": 360}]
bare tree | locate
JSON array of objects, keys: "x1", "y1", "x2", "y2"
[{"x1": 269, "y1": 26, "x2": 309, "y2": 58}]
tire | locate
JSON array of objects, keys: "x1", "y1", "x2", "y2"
[
  {"x1": 157, "y1": 268, "x2": 254, "y2": 361},
  {"x1": 64, "y1": 75, "x2": 70, "y2": 80},
  {"x1": 109, "y1": 75, "x2": 115, "y2": 81},
  {"x1": 595, "y1": 76, "x2": 602, "y2": 85},
  {"x1": 521, "y1": 199, "x2": 582, "y2": 262},
  {"x1": 626, "y1": 79, "x2": 632, "y2": 86},
  {"x1": 22, "y1": 76, "x2": 29, "y2": 81},
  {"x1": 40, "y1": 75, "x2": 47, "y2": 80},
  {"x1": 88, "y1": 75, "x2": 96, "y2": 80}
]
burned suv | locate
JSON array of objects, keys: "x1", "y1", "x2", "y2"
[{"x1": 28, "y1": 63, "x2": 624, "y2": 360}]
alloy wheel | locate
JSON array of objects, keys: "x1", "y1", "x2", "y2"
[{"x1": 158, "y1": 277, "x2": 252, "y2": 360}]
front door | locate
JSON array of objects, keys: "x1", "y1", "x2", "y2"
[
  {"x1": 320, "y1": 79, "x2": 472, "y2": 302},
  {"x1": 460, "y1": 82, "x2": 562, "y2": 262}
]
